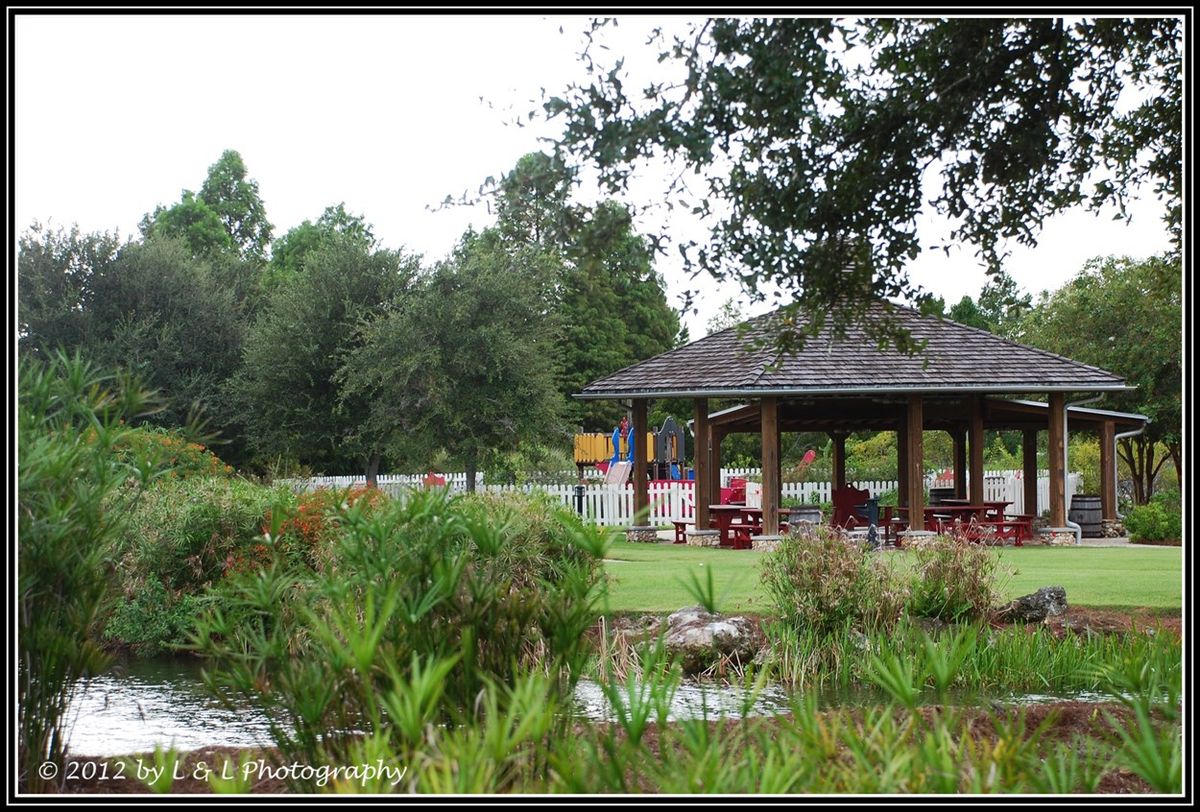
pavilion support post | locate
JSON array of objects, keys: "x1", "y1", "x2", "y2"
[
  {"x1": 761, "y1": 397, "x2": 780, "y2": 535},
  {"x1": 906, "y1": 395, "x2": 925, "y2": 530},
  {"x1": 952, "y1": 429, "x2": 968, "y2": 499},
  {"x1": 693, "y1": 398, "x2": 710, "y2": 531},
  {"x1": 831, "y1": 431, "x2": 848, "y2": 491},
  {"x1": 969, "y1": 396, "x2": 985, "y2": 505},
  {"x1": 632, "y1": 398, "x2": 650, "y2": 524},
  {"x1": 1048, "y1": 393, "x2": 1067, "y2": 526},
  {"x1": 1023, "y1": 429, "x2": 1039, "y2": 517},
  {"x1": 710, "y1": 430, "x2": 725, "y2": 517},
  {"x1": 897, "y1": 423, "x2": 909, "y2": 508},
  {"x1": 1100, "y1": 420, "x2": 1117, "y2": 521}
]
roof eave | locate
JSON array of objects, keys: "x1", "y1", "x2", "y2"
[{"x1": 575, "y1": 383, "x2": 1134, "y2": 400}]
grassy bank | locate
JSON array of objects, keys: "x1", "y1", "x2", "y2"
[{"x1": 601, "y1": 542, "x2": 1183, "y2": 614}]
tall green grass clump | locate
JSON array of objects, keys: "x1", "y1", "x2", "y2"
[
  {"x1": 191, "y1": 489, "x2": 610, "y2": 791},
  {"x1": 18, "y1": 353, "x2": 163, "y2": 791},
  {"x1": 760, "y1": 527, "x2": 907, "y2": 633},
  {"x1": 906, "y1": 538, "x2": 1001, "y2": 622}
]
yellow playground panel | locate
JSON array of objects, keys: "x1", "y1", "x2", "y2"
[{"x1": 573, "y1": 432, "x2": 655, "y2": 464}]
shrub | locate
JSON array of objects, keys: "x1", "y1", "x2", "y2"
[
  {"x1": 117, "y1": 476, "x2": 287, "y2": 591},
  {"x1": 18, "y1": 353, "x2": 161, "y2": 791},
  {"x1": 1125, "y1": 490, "x2": 1182, "y2": 544},
  {"x1": 906, "y1": 538, "x2": 1000, "y2": 622},
  {"x1": 760, "y1": 527, "x2": 907, "y2": 633},
  {"x1": 269, "y1": 485, "x2": 389, "y2": 572},
  {"x1": 113, "y1": 425, "x2": 235, "y2": 479},
  {"x1": 191, "y1": 489, "x2": 610, "y2": 788},
  {"x1": 104, "y1": 476, "x2": 294, "y2": 652},
  {"x1": 103, "y1": 577, "x2": 203, "y2": 656}
]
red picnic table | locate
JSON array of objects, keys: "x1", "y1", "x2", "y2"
[
  {"x1": 708, "y1": 504, "x2": 749, "y2": 547},
  {"x1": 893, "y1": 503, "x2": 1031, "y2": 545}
]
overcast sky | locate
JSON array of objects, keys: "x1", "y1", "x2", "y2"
[{"x1": 15, "y1": 14, "x2": 1176, "y2": 337}]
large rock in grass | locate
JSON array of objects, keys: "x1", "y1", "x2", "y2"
[
  {"x1": 663, "y1": 606, "x2": 763, "y2": 674},
  {"x1": 994, "y1": 586, "x2": 1068, "y2": 624}
]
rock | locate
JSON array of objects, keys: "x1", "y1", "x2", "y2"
[
  {"x1": 994, "y1": 586, "x2": 1068, "y2": 624},
  {"x1": 663, "y1": 606, "x2": 764, "y2": 674}
]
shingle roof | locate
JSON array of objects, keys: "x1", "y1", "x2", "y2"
[{"x1": 578, "y1": 301, "x2": 1128, "y2": 399}]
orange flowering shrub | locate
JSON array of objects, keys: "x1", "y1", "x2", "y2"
[
  {"x1": 267, "y1": 485, "x2": 389, "y2": 570},
  {"x1": 112, "y1": 426, "x2": 235, "y2": 478}
]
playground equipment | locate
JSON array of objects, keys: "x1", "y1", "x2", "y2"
[{"x1": 574, "y1": 416, "x2": 689, "y2": 482}]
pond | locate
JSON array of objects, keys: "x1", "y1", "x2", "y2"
[{"x1": 63, "y1": 656, "x2": 1113, "y2": 758}]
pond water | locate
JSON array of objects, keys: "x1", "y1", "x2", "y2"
[{"x1": 63, "y1": 656, "x2": 1112, "y2": 758}]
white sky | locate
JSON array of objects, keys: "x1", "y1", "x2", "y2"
[{"x1": 14, "y1": 14, "x2": 1177, "y2": 338}]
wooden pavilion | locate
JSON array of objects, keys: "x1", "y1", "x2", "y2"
[{"x1": 577, "y1": 302, "x2": 1147, "y2": 536}]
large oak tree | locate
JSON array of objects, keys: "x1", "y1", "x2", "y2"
[{"x1": 545, "y1": 17, "x2": 1181, "y2": 354}]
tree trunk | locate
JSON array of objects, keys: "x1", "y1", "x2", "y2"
[
  {"x1": 464, "y1": 450, "x2": 478, "y2": 494},
  {"x1": 1118, "y1": 435, "x2": 1164, "y2": 505},
  {"x1": 364, "y1": 453, "x2": 381, "y2": 488}
]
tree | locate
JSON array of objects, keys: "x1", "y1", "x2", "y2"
[
  {"x1": 946, "y1": 296, "x2": 989, "y2": 331},
  {"x1": 706, "y1": 298, "x2": 745, "y2": 335},
  {"x1": 17, "y1": 223, "x2": 123, "y2": 358},
  {"x1": 198, "y1": 149, "x2": 274, "y2": 261},
  {"x1": 545, "y1": 17, "x2": 1181, "y2": 354},
  {"x1": 1015, "y1": 254, "x2": 1181, "y2": 503},
  {"x1": 975, "y1": 271, "x2": 1033, "y2": 338},
  {"x1": 141, "y1": 149, "x2": 273, "y2": 263},
  {"x1": 86, "y1": 237, "x2": 247, "y2": 450},
  {"x1": 232, "y1": 234, "x2": 417, "y2": 478},
  {"x1": 265, "y1": 203, "x2": 377, "y2": 290},
  {"x1": 340, "y1": 230, "x2": 563, "y2": 491},
  {"x1": 492, "y1": 152, "x2": 682, "y2": 430}
]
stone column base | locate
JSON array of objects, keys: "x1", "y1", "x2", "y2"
[
  {"x1": 625, "y1": 526, "x2": 659, "y2": 543},
  {"x1": 1102, "y1": 519, "x2": 1126, "y2": 538},
  {"x1": 898, "y1": 530, "x2": 937, "y2": 549},
  {"x1": 1039, "y1": 528, "x2": 1078, "y2": 546},
  {"x1": 750, "y1": 534, "x2": 782, "y2": 552},
  {"x1": 685, "y1": 529, "x2": 721, "y2": 547}
]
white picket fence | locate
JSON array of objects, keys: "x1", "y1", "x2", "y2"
[{"x1": 284, "y1": 468, "x2": 1079, "y2": 527}]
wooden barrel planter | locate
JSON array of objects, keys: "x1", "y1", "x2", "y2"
[
  {"x1": 928, "y1": 486, "x2": 956, "y2": 505},
  {"x1": 1068, "y1": 495, "x2": 1104, "y2": 538}
]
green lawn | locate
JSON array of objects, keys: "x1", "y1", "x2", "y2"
[{"x1": 600, "y1": 541, "x2": 1183, "y2": 615}]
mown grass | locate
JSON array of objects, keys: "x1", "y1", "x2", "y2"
[{"x1": 601, "y1": 542, "x2": 1183, "y2": 614}]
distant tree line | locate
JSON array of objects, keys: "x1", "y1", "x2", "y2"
[{"x1": 18, "y1": 149, "x2": 684, "y2": 486}]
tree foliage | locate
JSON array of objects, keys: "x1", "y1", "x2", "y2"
[
  {"x1": 340, "y1": 230, "x2": 563, "y2": 490},
  {"x1": 17, "y1": 223, "x2": 123, "y2": 357},
  {"x1": 265, "y1": 203, "x2": 377, "y2": 290},
  {"x1": 1015, "y1": 253, "x2": 1181, "y2": 502},
  {"x1": 493, "y1": 152, "x2": 682, "y2": 430},
  {"x1": 141, "y1": 149, "x2": 273, "y2": 263},
  {"x1": 19, "y1": 227, "x2": 247, "y2": 458},
  {"x1": 232, "y1": 234, "x2": 417, "y2": 477},
  {"x1": 545, "y1": 17, "x2": 1181, "y2": 354}
]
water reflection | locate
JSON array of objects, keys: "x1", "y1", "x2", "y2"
[
  {"x1": 64, "y1": 657, "x2": 1117, "y2": 757},
  {"x1": 64, "y1": 658, "x2": 276, "y2": 757}
]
